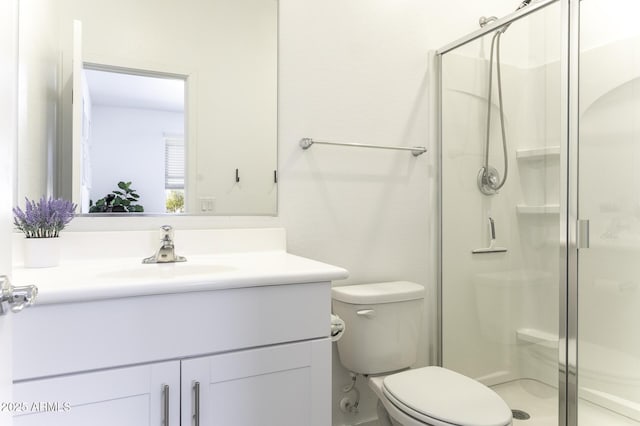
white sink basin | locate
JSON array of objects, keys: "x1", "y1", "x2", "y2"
[{"x1": 97, "y1": 262, "x2": 236, "y2": 279}]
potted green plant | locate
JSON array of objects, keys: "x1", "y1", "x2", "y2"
[
  {"x1": 89, "y1": 181, "x2": 144, "y2": 213},
  {"x1": 13, "y1": 196, "x2": 76, "y2": 268}
]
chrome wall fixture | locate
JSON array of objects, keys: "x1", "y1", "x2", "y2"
[
  {"x1": 437, "y1": 0, "x2": 556, "y2": 55},
  {"x1": 471, "y1": 217, "x2": 508, "y2": 254},
  {"x1": 299, "y1": 138, "x2": 427, "y2": 157}
]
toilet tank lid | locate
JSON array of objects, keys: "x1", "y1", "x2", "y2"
[{"x1": 332, "y1": 281, "x2": 425, "y2": 304}]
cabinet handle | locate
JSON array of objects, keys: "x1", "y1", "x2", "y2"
[
  {"x1": 162, "y1": 384, "x2": 169, "y2": 426},
  {"x1": 193, "y1": 381, "x2": 201, "y2": 426}
]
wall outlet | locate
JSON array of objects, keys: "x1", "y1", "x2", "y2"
[{"x1": 199, "y1": 197, "x2": 215, "y2": 212}]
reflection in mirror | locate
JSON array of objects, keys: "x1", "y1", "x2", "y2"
[
  {"x1": 81, "y1": 67, "x2": 186, "y2": 214},
  {"x1": 17, "y1": 0, "x2": 278, "y2": 216}
]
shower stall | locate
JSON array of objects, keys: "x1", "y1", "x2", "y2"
[{"x1": 437, "y1": 0, "x2": 640, "y2": 424}]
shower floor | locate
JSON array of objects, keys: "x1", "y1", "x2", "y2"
[
  {"x1": 492, "y1": 379, "x2": 640, "y2": 426},
  {"x1": 363, "y1": 379, "x2": 639, "y2": 426}
]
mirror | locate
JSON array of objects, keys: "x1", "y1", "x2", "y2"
[
  {"x1": 17, "y1": 0, "x2": 278, "y2": 215},
  {"x1": 78, "y1": 66, "x2": 187, "y2": 214}
]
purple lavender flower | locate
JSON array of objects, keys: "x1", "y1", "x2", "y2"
[{"x1": 13, "y1": 197, "x2": 77, "y2": 238}]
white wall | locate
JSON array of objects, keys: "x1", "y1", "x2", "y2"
[
  {"x1": 580, "y1": 0, "x2": 640, "y2": 52},
  {"x1": 16, "y1": 0, "x2": 59, "y2": 202},
  {"x1": 89, "y1": 105, "x2": 183, "y2": 213},
  {"x1": 279, "y1": 1, "x2": 433, "y2": 422},
  {"x1": 0, "y1": 0, "x2": 18, "y2": 415}
]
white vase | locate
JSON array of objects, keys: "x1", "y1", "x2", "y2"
[{"x1": 23, "y1": 237, "x2": 61, "y2": 268}]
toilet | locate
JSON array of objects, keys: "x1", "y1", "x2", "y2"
[{"x1": 332, "y1": 281, "x2": 513, "y2": 426}]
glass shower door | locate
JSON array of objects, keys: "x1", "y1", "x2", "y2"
[
  {"x1": 578, "y1": 1, "x2": 640, "y2": 424},
  {"x1": 440, "y1": 2, "x2": 562, "y2": 423}
]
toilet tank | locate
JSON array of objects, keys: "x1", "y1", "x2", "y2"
[{"x1": 332, "y1": 281, "x2": 425, "y2": 375}]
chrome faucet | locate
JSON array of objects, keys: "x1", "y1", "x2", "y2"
[{"x1": 142, "y1": 225, "x2": 187, "y2": 263}]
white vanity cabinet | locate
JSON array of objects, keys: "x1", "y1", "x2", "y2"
[
  {"x1": 14, "y1": 361, "x2": 181, "y2": 426},
  {"x1": 14, "y1": 340, "x2": 329, "y2": 426},
  {"x1": 181, "y1": 340, "x2": 329, "y2": 426},
  {"x1": 12, "y1": 281, "x2": 334, "y2": 426}
]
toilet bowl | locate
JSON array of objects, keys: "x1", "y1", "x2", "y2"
[{"x1": 332, "y1": 282, "x2": 513, "y2": 426}]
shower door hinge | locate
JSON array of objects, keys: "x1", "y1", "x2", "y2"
[{"x1": 577, "y1": 219, "x2": 590, "y2": 249}]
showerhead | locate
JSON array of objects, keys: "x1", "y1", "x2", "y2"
[
  {"x1": 498, "y1": 0, "x2": 533, "y2": 33},
  {"x1": 479, "y1": 1, "x2": 533, "y2": 32},
  {"x1": 517, "y1": 0, "x2": 532, "y2": 10}
]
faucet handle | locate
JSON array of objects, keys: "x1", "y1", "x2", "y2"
[
  {"x1": 160, "y1": 225, "x2": 174, "y2": 241},
  {"x1": 142, "y1": 225, "x2": 186, "y2": 264}
]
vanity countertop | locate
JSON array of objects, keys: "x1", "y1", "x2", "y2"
[{"x1": 12, "y1": 251, "x2": 349, "y2": 305}]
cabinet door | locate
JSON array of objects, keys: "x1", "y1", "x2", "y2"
[
  {"x1": 181, "y1": 339, "x2": 330, "y2": 426},
  {"x1": 13, "y1": 361, "x2": 180, "y2": 426}
]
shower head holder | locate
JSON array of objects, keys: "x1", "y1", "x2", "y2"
[{"x1": 478, "y1": 166, "x2": 501, "y2": 195}]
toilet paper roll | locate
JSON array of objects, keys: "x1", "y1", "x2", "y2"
[{"x1": 330, "y1": 314, "x2": 346, "y2": 342}]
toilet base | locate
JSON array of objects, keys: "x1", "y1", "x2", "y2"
[
  {"x1": 377, "y1": 399, "x2": 395, "y2": 426},
  {"x1": 368, "y1": 376, "x2": 431, "y2": 426}
]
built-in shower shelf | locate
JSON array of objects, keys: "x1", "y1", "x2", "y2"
[
  {"x1": 516, "y1": 328, "x2": 558, "y2": 349},
  {"x1": 516, "y1": 146, "x2": 560, "y2": 160},
  {"x1": 516, "y1": 204, "x2": 560, "y2": 215}
]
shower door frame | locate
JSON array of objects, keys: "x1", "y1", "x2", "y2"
[{"x1": 435, "y1": 1, "x2": 580, "y2": 425}]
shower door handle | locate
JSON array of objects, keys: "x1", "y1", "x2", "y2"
[{"x1": 577, "y1": 219, "x2": 590, "y2": 249}]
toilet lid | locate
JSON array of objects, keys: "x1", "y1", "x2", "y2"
[{"x1": 383, "y1": 367, "x2": 512, "y2": 426}]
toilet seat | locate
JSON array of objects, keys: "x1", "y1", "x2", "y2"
[{"x1": 381, "y1": 367, "x2": 512, "y2": 426}]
